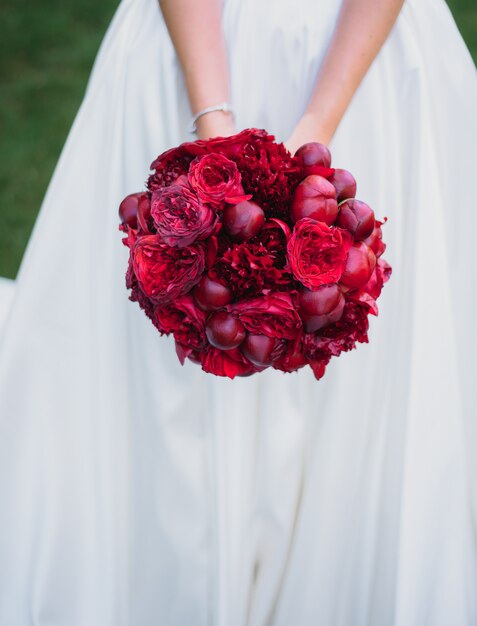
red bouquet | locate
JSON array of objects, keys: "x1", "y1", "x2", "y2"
[{"x1": 119, "y1": 129, "x2": 391, "y2": 379}]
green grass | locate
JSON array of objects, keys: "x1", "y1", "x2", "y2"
[
  {"x1": 447, "y1": 0, "x2": 477, "y2": 60},
  {"x1": 0, "y1": 1, "x2": 475, "y2": 279},
  {"x1": 0, "y1": 0, "x2": 117, "y2": 278}
]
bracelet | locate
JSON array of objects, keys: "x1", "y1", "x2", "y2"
[{"x1": 189, "y1": 102, "x2": 234, "y2": 134}]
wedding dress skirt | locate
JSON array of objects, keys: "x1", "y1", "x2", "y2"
[
  {"x1": 0, "y1": 279, "x2": 14, "y2": 332},
  {"x1": 0, "y1": 0, "x2": 476, "y2": 624}
]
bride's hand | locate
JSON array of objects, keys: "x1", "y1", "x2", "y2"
[
  {"x1": 284, "y1": 112, "x2": 333, "y2": 155},
  {"x1": 196, "y1": 110, "x2": 236, "y2": 140}
]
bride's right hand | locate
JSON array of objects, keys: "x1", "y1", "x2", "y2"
[{"x1": 285, "y1": 112, "x2": 333, "y2": 155}]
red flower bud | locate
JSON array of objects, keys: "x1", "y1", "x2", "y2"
[
  {"x1": 340, "y1": 242, "x2": 376, "y2": 289},
  {"x1": 223, "y1": 200, "x2": 265, "y2": 240},
  {"x1": 295, "y1": 142, "x2": 332, "y2": 168},
  {"x1": 205, "y1": 311, "x2": 246, "y2": 350},
  {"x1": 336, "y1": 199, "x2": 375, "y2": 241},
  {"x1": 241, "y1": 334, "x2": 280, "y2": 367},
  {"x1": 363, "y1": 219, "x2": 387, "y2": 258},
  {"x1": 298, "y1": 284, "x2": 345, "y2": 332},
  {"x1": 119, "y1": 192, "x2": 147, "y2": 228},
  {"x1": 329, "y1": 169, "x2": 357, "y2": 202},
  {"x1": 193, "y1": 275, "x2": 233, "y2": 311},
  {"x1": 291, "y1": 175, "x2": 338, "y2": 225}
]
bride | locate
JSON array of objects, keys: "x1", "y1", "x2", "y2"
[{"x1": 1, "y1": 0, "x2": 476, "y2": 624}]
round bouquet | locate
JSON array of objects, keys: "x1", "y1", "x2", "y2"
[{"x1": 119, "y1": 128, "x2": 391, "y2": 379}]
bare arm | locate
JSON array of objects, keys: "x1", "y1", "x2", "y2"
[
  {"x1": 159, "y1": 0, "x2": 235, "y2": 139},
  {"x1": 286, "y1": 0, "x2": 405, "y2": 153}
]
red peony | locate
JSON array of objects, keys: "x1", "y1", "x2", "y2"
[
  {"x1": 273, "y1": 338, "x2": 309, "y2": 373},
  {"x1": 306, "y1": 300, "x2": 371, "y2": 358},
  {"x1": 217, "y1": 240, "x2": 294, "y2": 297},
  {"x1": 147, "y1": 142, "x2": 207, "y2": 191},
  {"x1": 151, "y1": 183, "x2": 217, "y2": 247},
  {"x1": 287, "y1": 218, "x2": 353, "y2": 289},
  {"x1": 132, "y1": 235, "x2": 205, "y2": 303}
]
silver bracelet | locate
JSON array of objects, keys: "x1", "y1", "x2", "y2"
[{"x1": 189, "y1": 102, "x2": 234, "y2": 134}]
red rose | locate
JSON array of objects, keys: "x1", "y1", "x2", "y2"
[
  {"x1": 151, "y1": 184, "x2": 217, "y2": 247},
  {"x1": 227, "y1": 291, "x2": 302, "y2": 339},
  {"x1": 188, "y1": 153, "x2": 247, "y2": 206},
  {"x1": 133, "y1": 235, "x2": 205, "y2": 302},
  {"x1": 287, "y1": 218, "x2": 353, "y2": 289}
]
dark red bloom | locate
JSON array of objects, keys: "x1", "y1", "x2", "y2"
[
  {"x1": 287, "y1": 218, "x2": 353, "y2": 289},
  {"x1": 227, "y1": 291, "x2": 302, "y2": 339},
  {"x1": 272, "y1": 331, "x2": 308, "y2": 373},
  {"x1": 188, "y1": 153, "x2": 248, "y2": 206},
  {"x1": 154, "y1": 294, "x2": 208, "y2": 351},
  {"x1": 199, "y1": 346, "x2": 258, "y2": 378},
  {"x1": 200, "y1": 128, "x2": 274, "y2": 158},
  {"x1": 147, "y1": 142, "x2": 207, "y2": 191},
  {"x1": 306, "y1": 300, "x2": 371, "y2": 358},
  {"x1": 217, "y1": 240, "x2": 294, "y2": 297},
  {"x1": 151, "y1": 184, "x2": 217, "y2": 247},
  {"x1": 235, "y1": 139, "x2": 302, "y2": 217},
  {"x1": 133, "y1": 235, "x2": 205, "y2": 303}
]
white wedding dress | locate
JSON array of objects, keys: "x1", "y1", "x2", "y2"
[{"x1": 0, "y1": 0, "x2": 476, "y2": 624}]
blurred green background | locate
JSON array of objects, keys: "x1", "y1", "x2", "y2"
[{"x1": 0, "y1": 0, "x2": 476, "y2": 279}]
